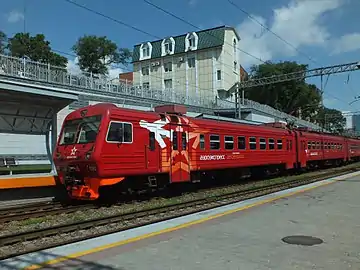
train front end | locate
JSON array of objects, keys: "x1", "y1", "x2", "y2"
[{"x1": 54, "y1": 109, "x2": 104, "y2": 200}]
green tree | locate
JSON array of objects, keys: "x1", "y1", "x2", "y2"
[
  {"x1": 7, "y1": 32, "x2": 67, "y2": 67},
  {"x1": 0, "y1": 31, "x2": 7, "y2": 54},
  {"x1": 316, "y1": 107, "x2": 346, "y2": 133},
  {"x1": 245, "y1": 61, "x2": 322, "y2": 121},
  {"x1": 72, "y1": 35, "x2": 132, "y2": 75}
]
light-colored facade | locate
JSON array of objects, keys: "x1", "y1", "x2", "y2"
[{"x1": 132, "y1": 26, "x2": 241, "y2": 102}]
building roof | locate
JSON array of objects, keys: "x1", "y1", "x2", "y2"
[{"x1": 132, "y1": 25, "x2": 239, "y2": 62}]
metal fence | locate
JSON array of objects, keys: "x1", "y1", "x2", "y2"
[{"x1": 0, "y1": 54, "x2": 322, "y2": 129}]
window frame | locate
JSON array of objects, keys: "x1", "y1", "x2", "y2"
[
  {"x1": 237, "y1": 136, "x2": 246, "y2": 150},
  {"x1": 105, "y1": 121, "x2": 133, "y2": 144},
  {"x1": 249, "y1": 137, "x2": 257, "y2": 150},
  {"x1": 259, "y1": 138, "x2": 266, "y2": 150},
  {"x1": 199, "y1": 134, "x2": 205, "y2": 150},
  {"x1": 268, "y1": 138, "x2": 275, "y2": 150},
  {"x1": 224, "y1": 135, "x2": 234, "y2": 150},
  {"x1": 210, "y1": 134, "x2": 220, "y2": 150}
]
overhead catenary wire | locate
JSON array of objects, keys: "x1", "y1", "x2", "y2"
[
  {"x1": 141, "y1": 0, "x2": 266, "y2": 64},
  {"x1": 62, "y1": 0, "x2": 266, "y2": 66},
  {"x1": 61, "y1": 0, "x2": 254, "y2": 74}
]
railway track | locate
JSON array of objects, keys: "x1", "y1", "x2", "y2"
[
  {"x1": 0, "y1": 202, "x2": 95, "y2": 223},
  {"x1": 0, "y1": 166, "x2": 357, "y2": 260},
  {"x1": 0, "y1": 164, "x2": 355, "y2": 223}
]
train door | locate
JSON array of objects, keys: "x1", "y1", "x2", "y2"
[
  {"x1": 170, "y1": 124, "x2": 190, "y2": 183},
  {"x1": 145, "y1": 130, "x2": 158, "y2": 170},
  {"x1": 296, "y1": 131, "x2": 307, "y2": 168}
]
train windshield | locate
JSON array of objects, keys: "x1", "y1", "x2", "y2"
[{"x1": 59, "y1": 115, "x2": 102, "y2": 145}]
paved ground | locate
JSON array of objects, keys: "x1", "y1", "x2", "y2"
[{"x1": 3, "y1": 171, "x2": 360, "y2": 269}]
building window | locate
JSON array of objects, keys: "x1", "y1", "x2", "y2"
[
  {"x1": 161, "y1": 37, "x2": 175, "y2": 56},
  {"x1": 233, "y1": 61, "x2": 237, "y2": 71},
  {"x1": 189, "y1": 35, "x2": 195, "y2": 47},
  {"x1": 164, "y1": 42, "x2": 172, "y2": 52},
  {"x1": 140, "y1": 42, "x2": 152, "y2": 60},
  {"x1": 185, "y1": 32, "x2": 198, "y2": 51},
  {"x1": 217, "y1": 70, "x2": 221, "y2": 81},
  {"x1": 164, "y1": 79, "x2": 172, "y2": 89},
  {"x1": 142, "y1": 66, "x2": 149, "y2": 76},
  {"x1": 164, "y1": 62, "x2": 172, "y2": 72},
  {"x1": 233, "y1": 39, "x2": 237, "y2": 55},
  {"x1": 188, "y1": 57, "x2": 195, "y2": 68},
  {"x1": 142, "y1": 45, "x2": 150, "y2": 57},
  {"x1": 142, "y1": 82, "x2": 149, "y2": 89}
]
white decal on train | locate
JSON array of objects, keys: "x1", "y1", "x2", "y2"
[{"x1": 200, "y1": 155, "x2": 226, "y2": 161}]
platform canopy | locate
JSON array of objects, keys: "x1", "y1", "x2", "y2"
[{"x1": 0, "y1": 78, "x2": 78, "y2": 135}]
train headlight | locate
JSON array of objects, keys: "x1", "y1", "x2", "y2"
[{"x1": 85, "y1": 152, "x2": 92, "y2": 160}]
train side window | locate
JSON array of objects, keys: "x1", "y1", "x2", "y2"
[
  {"x1": 237, "y1": 136, "x2": 246, "y2": 150},
  {"x1": 316, "y1": 142, "x2": 320, "y2": 149},
  {"x1": 312, "y1": 142, "x2": 316, "y2": 149},
  {"x1": 225, "y1": 136, "x2": 234, "y2": 150},
  {"x1": 307, "y1": 142, "x2": 311, "y2": 149},
  {"x1": 277, "y1": 139, "x2": 283, "y2": 150},
  {"x1": 260, "y1": 138, "x2": 266, "y2": 150},
  {"x1": 269, "y1": 138, "x2": 275, "y2": 150},
  {"x1": 107, "y1": 122, "x2": 133, "y2": 143},
  {"x1": 249, "y1": 137, "x2": 257, "y2": 150},
  {"x1": 182, "y1": 132, "x2": 187, "y2": 150},
  {"x1": 325, "y1": 142, "x2": 328, "y2": 149},
  {"x1": 149, "y1": 132, "x2": 155, "y2": 151},
  {"x1": 210, "y1": 135, "x2": 220, "y2": 150},
  {"x1": 199, "y1": 134, "x2": 205, "y2": 150},
  {"x1": 173, "y1": 132, "x2": 178, "y2": 150}
]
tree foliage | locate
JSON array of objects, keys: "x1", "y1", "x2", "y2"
[
  {"x1": 7, "y1": 33, "x2": 67, "y2": 67},
  {"x1": 246, "y1": 61, "x2": 322, "y2": 121},
  {"x1": 245, "y1": 61, "x2": 347, "y2": 133},
  {"x1": 316, "y1": 107, "x2": 346, "y2": 133},
  {"x1": 72, "y1": 35, "x2": 132, "y2": 75},
  {"x1": 0, "y1": 31, "x2": 7, "y2": 54}
]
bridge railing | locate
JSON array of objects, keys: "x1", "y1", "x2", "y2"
[{"x1": 0, "y1": 54, "x2": 322, "y2": 129}]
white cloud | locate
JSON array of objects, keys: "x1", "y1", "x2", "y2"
[
  {"x1": 66, "y1": 57, "x2": 124, "y2": 81},
  {"x1": 7, "y1": 10, "x2": 24, "y2": 23},
  {"x1": 66, "y1": 57, "x2": 82, "y2": 75},
  {"x1": 236, "y1": 0, "x2": 343, "y2": 68},
  {"x1": 332, "y1": 33, "x2": 360, "y2": 54},
  {"x1": 188, "y1": 0, "x2": 198, "y2": 7}
]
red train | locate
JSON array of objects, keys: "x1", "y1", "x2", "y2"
[{"x1": 53, "y1": 103, "x2": 360, "y2": 200}]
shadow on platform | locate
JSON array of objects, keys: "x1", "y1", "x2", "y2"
[{"x1": 0, "y1": 250, "x2": 123, "y2": 269}]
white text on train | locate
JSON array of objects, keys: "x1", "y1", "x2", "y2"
[{"x1": 200, "y1": 155, "x2": 226, "y2": 161}]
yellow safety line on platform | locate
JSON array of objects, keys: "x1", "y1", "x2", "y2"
[{"x1": 24, "y1": 175, "x2": 349, "y2": 269}]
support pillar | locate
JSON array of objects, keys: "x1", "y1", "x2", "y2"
[{"x1": 45, "y1": 114, "x2": 58, "y2": 175}]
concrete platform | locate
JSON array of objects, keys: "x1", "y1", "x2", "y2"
[{"x1": 2, "y1": 171, "x2": 360, "y2": 270}]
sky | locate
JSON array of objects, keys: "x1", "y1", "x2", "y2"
[{"x1": 1, "y1": 0, "x2": 360, "y2": 115}]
